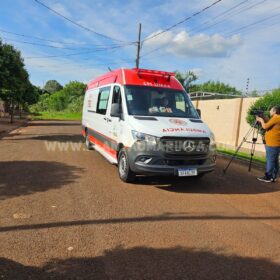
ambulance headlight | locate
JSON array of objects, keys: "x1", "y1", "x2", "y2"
[{"x1": 132, "y1": 130, "x2": 159, "y2": 145}]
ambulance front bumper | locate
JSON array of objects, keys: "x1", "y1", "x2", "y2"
[{"x1": 127, "y1": 143, "x2": 216, "y2": 176}]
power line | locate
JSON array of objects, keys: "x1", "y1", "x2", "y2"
[
  {"x1": 140, "y1": 46, "x2": 164, "y2": 58},
  {"x1": 34, "y1": 0, "x2": 132, "y2": 44},
  {"x1": 154, "y1": 4, "x2": 280, "y2": 55},
  {"x1": 140, "y1": 2, "x2": 279, "y2": 59},
  {"x1": 223, "y1": 0, "x2": 266, "y2": 18},
  {"x1": 140, "y1": 0, "x2": 262, "y2": 57},
  {"x1": 1, "y1": 36, "x2": 135, "y2": 52},
  {"x1": 24, "y1": 44, "x2": 133, "y2": 59},
  {"x1": 0, "y1": 28, "x2": 125, "y2": 47},
  {"x1": 237, "y1": 18, "x2": 280, "y2": 36},
  {"x1": 1, "y1": 36, "x2": 83, "y2": 50},
  {"x1": 225, "y1": 12, "x2": 280, "y2": 36},
  {"x1": 30, "y1": 60, "x2": 134, "y2": 70},
  {"x1": 142, "y1": 0, "x2": 223, "y2": 43},
  {"x1": 191, "y1": 0, "x2": 267, "y2": 35},
  {"x1": 190, "y1": 0, "x2": 253, "y2": 34},
  {"x1": 140, "y1": 14, "x2": 280, "y2": 61},
  {"x1": 190, "y1": 0, "x2": 250, "y2": 34}
]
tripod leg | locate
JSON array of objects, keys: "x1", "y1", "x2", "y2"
[
  {"x1": 223, "y1": 129, "x2": 253, "y2": 175},
  {"x1": 223, "y1": 140, "x2": 246, "y2": 174},
  {"x1": 248, "y1": 142, "x2": 256, "y2": 172},
  {"x1": 248, "y1": 126, "x2": 259, "y2": 172}
]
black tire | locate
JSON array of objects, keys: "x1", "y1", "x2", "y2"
[
  {"x1": 85, "y1": 132, "x2": 93, "y2": 150},
  {"x1": 118, "y1": 148, "x2": 136, "y2": 182}
]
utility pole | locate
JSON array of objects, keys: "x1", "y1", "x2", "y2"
[{"x1": 136, "y1": 23, "x2": 142, "y2": 68}]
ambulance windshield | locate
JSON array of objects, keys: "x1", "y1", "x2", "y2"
[{"x1": 124, "y1": 86, "x2": 199, "y2": 119}]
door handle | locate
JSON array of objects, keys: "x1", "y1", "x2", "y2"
[
  {"x1": 107, "y1": 118, "x2": 112, "y2": 122},
  {"x1": 103, "y1": 117, "x2": 107, "y2": 121}
]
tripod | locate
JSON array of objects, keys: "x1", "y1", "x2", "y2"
[{"x1": 223, "y1": 121, "x2": 262, "y2": 175}]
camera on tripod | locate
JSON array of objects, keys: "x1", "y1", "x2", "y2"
[
  {"x1": 251, "y1": 109, "x2": 264, "y2": 117},
  {"x1": 223, "y1": 109, "x2": 266, "y2": 175}
]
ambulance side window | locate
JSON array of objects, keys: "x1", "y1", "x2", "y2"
[
  {"x1": 111, "y1": 86, "x2": 122, "y2": 113},
  {"x1": 96, "y1": 86, "x2": 111, "y2": 115}
]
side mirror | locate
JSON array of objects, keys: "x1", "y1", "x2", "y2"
[
  {"x1": 111, "y1": 103, "x2": 121, "y2": 118},
  {"x1": 196, "y1": 109, "x2": 201, "y2": 118}
]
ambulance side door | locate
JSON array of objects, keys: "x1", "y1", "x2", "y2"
[
  {"x1": 107, "y1": 85, "x2": 124, "y2": 143},
  {"x1": 91, "y1": 86, "x2": 111, "y2": 143}
]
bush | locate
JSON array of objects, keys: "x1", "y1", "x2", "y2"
[
  {"x1": 246, "y1": 88, "x2": 280, "y2": 127},
  {"x1": 29, "y1": 81, "x2": 86, "y2": 114},
  {"x1": 67, "y1": 96, "x2": 84, "y2": 113},
  {"x1": 48, "y1": 91, "x2": 67, "y2": 111},
  {"x1": 29, "y1": 93, "x2": 50, "y2": 113}
]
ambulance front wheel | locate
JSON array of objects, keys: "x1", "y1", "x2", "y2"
[
  {"x1": 85, "y1": 132, "x2": 93, "y2": 150},
  {"x1": 118, "y1": 148, "x2": 136, "y2": 183}
]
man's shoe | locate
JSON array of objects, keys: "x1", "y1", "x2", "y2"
[{"x1": 257, "y1": 176, "x2": 273, "y2": 183}]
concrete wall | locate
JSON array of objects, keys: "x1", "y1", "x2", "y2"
[{"x1": 193, "y1": 97, "x2": 265, "y2": 155}]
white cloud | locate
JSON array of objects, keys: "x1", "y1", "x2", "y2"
[
  {"x1": 201, "y1": 29, "x2": 280, "y2": 90},
  {"x1": 145, "y1": 30, "x2": 242, "y2": 57}
]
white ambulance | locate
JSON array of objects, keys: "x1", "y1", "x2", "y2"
[{"x1": 82, "y1": 68, "x2": 216, "y2": 182}]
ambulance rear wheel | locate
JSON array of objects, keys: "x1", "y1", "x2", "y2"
[
  {"x1": 118, "y1": 148, "x2": 136, "y2": 183},
  {"x1": 85, "y1": 133, "x2": 93, "y2": 150}
]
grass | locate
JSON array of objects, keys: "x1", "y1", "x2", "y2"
[
  {"x1": 217, "y1": 147, "x2": 266, "y2": 165},
  {"x1": 30, "y1": 111, "x2": 82, "y2": 121}
]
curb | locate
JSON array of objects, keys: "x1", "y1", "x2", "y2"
[{"x1": 0, "y1": 120, "x2": 28, "y2": 138}]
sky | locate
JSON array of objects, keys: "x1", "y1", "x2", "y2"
[{"x1": 0, "y1": 0, "x2": 279, "y2": 92}]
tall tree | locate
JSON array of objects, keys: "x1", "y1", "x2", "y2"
[
  {"x1": 43, "y1": 80, "x2": 63, "y2": 94},
  {"x1": 175, "y1": 70, "x2": 198, "y2": 92},
  {"x1": 0, "y1": 40, "x2": 31, "y2": 122}
]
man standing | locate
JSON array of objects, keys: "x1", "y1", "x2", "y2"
[{"x1": 256, "y1": 106, "x2": 280, "y2": 183}]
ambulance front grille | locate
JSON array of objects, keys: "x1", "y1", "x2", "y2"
[{"x1": 159, "y1": 137, "x2": 210, "y2": 155}]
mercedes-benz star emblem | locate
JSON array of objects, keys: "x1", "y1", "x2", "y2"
[{"x1": 183, "y1": 140, "x2": 196, "y2": 152}]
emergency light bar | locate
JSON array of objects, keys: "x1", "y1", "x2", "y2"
[{"x1": 134, "y1": 68, "x2": 175, "y2": 81}]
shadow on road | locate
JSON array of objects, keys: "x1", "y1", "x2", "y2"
[
  {"x1": 1, "y1": 213, "x2": 279, "y2": 233},
  {"x1": 1, "y1": 246, "x2": 280, "y2": 279},
  {"x1": 28, "y1": 121, "x2": 80, "y2": 126},
  {"x1": 7, "y1": 134, "x2": 84, "y2": 143},
  {"x1": 134, "y1": 161, "x2": 279, "y2": 195},
  {"x1": 0, "y1": 161, "x2": 84, "y2": 200}
]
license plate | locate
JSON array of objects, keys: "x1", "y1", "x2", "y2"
[{"x1": 178, "y1": 168, "x2": 197, "y2": 177}]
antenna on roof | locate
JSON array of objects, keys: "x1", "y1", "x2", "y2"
[{"x1": 108, "y1": 67, "x2": 112, "y2": 72}]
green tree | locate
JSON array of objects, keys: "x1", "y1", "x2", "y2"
[
  {"x1": 62, "y1": 81, "x2": 86, "y2": 102},
  {"x1": 175, "y1": 70, "x2": 198, "y2": 92},
  {"x1": 0, "y1": 40, "x2": 31, "y2": 122},
  {"x1": 22, "y1": 84, "x2": 40, "y2": 107},
  {"x1": 247, "y1": 88, "x2": 280, "y2": 127},
  {"x1": 30, "y1": 81, "x2": 86, "y2": 113},
  {"x1": 190, "y1": 80, "x2": 241, "y2": 95},
  {"x1": 43, "y1": 80, "x2": 63, "y2": 94},
  {"x1": 62, "y1": 81, "x2": 86, "y2": 112}
]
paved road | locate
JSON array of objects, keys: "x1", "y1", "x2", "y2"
[{"x1": 0, "y1": 121, "x2": 280, "y2": 279}]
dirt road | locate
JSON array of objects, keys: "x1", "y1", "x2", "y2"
[{"x1": 0, "y1": 121, "x2": 280, "y2": 279}]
